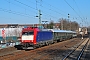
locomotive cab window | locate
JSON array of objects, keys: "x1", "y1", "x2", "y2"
[
  {"x1": 22, "y1": 32, "x2": 28, "y2": 35},
  {"x1": 22, "y1": 31, "x2": 34, "y2": 35},
  {"x1": 28, "y1": 31, "x2": 34, "y2": 35}
]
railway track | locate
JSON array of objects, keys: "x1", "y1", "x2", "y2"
[
  {"x1": 14, "y1": 38, "x2": 81, "y2": 60},
  {"x1": 81, "y1": 38, "x2": 90, "y2": 60},
  {"x1": 0, "y1": 38, "x2": 88, "y2": 60},
  {"x1": 32, "y1": 38, "x2": 81, "y2": 60},
  {"x1": 62, "y1": 38, "x2": 89, "y2": 60}
]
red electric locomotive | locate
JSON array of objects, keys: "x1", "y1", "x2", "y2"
[{"x1": 20, "y1": 27, "x2": 53, "y2": 49}]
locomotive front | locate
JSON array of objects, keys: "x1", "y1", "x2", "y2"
[
  {"x1": 21, "y1": 30, "x2": 34, "y2": 43},
  {"x1": 20, "y1": 27, "x2": 38, "y2": 49}
]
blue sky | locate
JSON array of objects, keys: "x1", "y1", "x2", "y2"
[{"x1": 0, "y1": 0, "x2": 90, "y2": 27}]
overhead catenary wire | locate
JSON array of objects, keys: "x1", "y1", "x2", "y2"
[
  {"x1": 14, "y1": 0, "x2": 78, "y2": 21},
  {"x1": 73, "y1": 0, "x2": 89, "y2": 26},
  {"x1": 26, "y1": 0, "x2": 59, "y2": 21},
  {"x1": 5, "y1": 0, "x2": 37, "y2": 14},
  {"x1": 35, "y1": 0, "x2": 67, "y2": 17},
  {"x1": 5, "y1": 0, "x2": 55, "y2": 22},
  {"x1": 14, "y1": 0, "x2": 37, "y2": 10},
  {"x1": 27, "y1": 0, "x2": 69, "y2": 22},
  {"x1": 14, "y1": 0, "x2": 56, "y2": 20},
  {"x1": 0, "y1": 0, "x2": 89, "y2": 27},
  {"x1": 0, "y1": 8, "x2": 35, "y2": 19},
  {"x1": 64, "y1": 0, "x2": 86, "y2": 26},
  {"x1": 14, "y1": 0, "x2": 39, "y2": 18},
  {"x1": 33, "y1": 0, "x2": 79, "y2": 20}
]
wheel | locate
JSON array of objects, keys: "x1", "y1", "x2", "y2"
[{"x1": 45, "y1": 42, "x2": 49, "y2": 46}]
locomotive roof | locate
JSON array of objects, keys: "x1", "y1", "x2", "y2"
[
  {"x1": 22, "y1": 27, "x2": 76, "y2": 33},
  {"x1": 47, "y1": 29, "x2": 76, "y2": 33}
]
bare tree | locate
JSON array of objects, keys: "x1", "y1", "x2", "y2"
[
  {"x1": 58, "y1": 18, "x2": 79, "y2": 31},
  {"x1": 71, "y1": 21, "x2": 79, "y2": 31},
  {"x1": 48, "y1": 20, "x2": 54, "y2": 29}
]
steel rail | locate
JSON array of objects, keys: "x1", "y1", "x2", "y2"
[
  {"x1": 62, "y1": 38, "x2": 89, "y2": 60},
  {"x1": 77, "y1": 39, "x2": 89, "y2": 60}
]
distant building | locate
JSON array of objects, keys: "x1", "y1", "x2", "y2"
[
  {"x1": 0, "y1": 24, "x2": 34, "y2": 28},
  {"x1": 78, "y1": 27, "x2": 88, "y2": 35}
]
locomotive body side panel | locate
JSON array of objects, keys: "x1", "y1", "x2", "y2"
[{"x1": 36, "y1": 31, "x2": 53, "y2": 42}]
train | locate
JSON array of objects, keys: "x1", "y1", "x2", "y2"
[{"x1": 19, "y1": 27, "x2": 77, "y2": 49}]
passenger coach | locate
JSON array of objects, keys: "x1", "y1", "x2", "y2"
[{"x1": 49, "y1": 29, "x2": 77, "y2": 42}]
